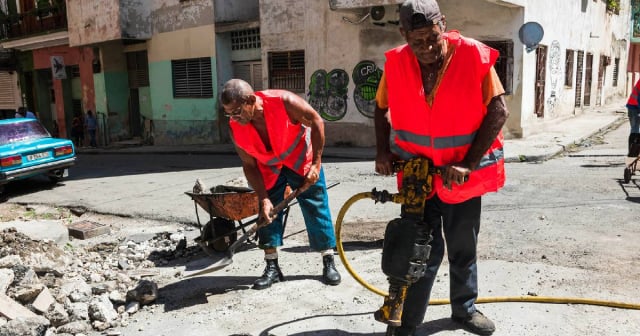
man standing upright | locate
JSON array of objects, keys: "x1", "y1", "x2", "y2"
[
  {"x1": 374, "y1": 1, "x2": 509, "y2": 335},
  {"x1": 220, "y1": 79, "x2": 341, "y2": 290}
]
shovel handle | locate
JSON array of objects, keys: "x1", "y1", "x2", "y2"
[{"x1": 226, "y1": 188, "x2": 302, "y2": 255}]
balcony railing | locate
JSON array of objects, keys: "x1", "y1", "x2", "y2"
[{"x1": 0, "y1": 4, "x2": 67, "y2": 41}]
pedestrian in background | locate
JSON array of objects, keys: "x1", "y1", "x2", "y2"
[
  {"x1": 85, "y1": 110, "x2": 98, "y2": 147},
  {"x1": 14, "y1": 107, "x2": 24, "y2": 118},
  {"x1": 626, "y1": 78, "x2": 640, "y2": 161},
  {"x1": 373, "y1": 0, "x2": 509, "y2": 335},
  {"x1": 220, "y1": 78, "x2": 341, "y2": 290},
  {"x1": 71, "y1": 111, "x2": 84, "y2": 147}
]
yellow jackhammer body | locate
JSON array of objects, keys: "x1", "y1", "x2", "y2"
[{"x1": 370, "y1": 158, "x2": 436, "y2": 332}]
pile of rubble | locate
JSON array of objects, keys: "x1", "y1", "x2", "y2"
[{"x1": 0, "y1": 227, "x2": 199, "y2": 336}]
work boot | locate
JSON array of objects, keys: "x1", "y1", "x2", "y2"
[
  {"x1": 252, "y1": 258, "x2": 284, "y2": 290},
  {"x1": 322, "y1": 254, "x2": 341, "y2": 285},
  {"x1": 452, "y1": 310, "x2": 495, "y2": 335}
]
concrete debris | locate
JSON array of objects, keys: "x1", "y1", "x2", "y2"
[{"x1": 0, "y1": 227, "x2": 198, "y2": 335}]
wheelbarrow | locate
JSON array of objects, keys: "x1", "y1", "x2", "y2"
[{"x1": 184, "y1": 182, "x2": 339, "y2": 276}]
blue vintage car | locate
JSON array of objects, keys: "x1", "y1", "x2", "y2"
[{"x1": 0, "y1": 118, "x2": 76, "y2": 194}]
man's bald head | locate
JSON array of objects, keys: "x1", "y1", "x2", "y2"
[{"x1": 221, "y1": 79, "x2": 254, "y2": 105}]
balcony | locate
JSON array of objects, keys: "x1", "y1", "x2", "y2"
[{"x1": 0, "y1": 3, "x2": 67, "y2": 41}]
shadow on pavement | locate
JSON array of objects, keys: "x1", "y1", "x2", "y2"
[{"x1": 255, "y1": 315, "x2": 464, "y2": 336}]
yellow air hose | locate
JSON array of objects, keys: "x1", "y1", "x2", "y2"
[{"x1": 335, "y1": 192, "x2": 640, "y2": 310}]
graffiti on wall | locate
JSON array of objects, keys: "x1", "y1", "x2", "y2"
[
  {"x1": 308, "y1": 69, "x2": 349, "y2": 121},
  {"x1": 352, "y1": 60, "x2": 383, "y2": 118},
  {"x1": 546, "y1": 40, "x2": 561, "y2": 116},
  {"x1": 309, "y1": 61, "x2": 382, "y2": 121}
]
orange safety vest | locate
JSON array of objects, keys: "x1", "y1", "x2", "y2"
[
  {"x1": 230, "y1": 90, "x2": 312, "y2": 190},
  {"x1": 385, "y1": 31, "x2": 505, "y2": 204},
  {"x1": 627, "y1": 79, "x2": 640, "y2": 107}
]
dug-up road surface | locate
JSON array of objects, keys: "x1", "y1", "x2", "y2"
[{"x1": 6, "y1": 120, "x2": 640, "y2": 336}]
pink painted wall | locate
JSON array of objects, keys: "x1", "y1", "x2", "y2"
[{"x1": 32, "y1": 46, "x2": 95, "y2": 138}]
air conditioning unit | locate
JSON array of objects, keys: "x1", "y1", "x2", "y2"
[{"x1": 369, "y1": 5, "x2": 400, "y2": 26}]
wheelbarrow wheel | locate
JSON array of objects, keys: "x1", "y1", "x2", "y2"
[
  {"x1": 624, "y1": 167, "x2": 632, "y2": 184},
  {"x1": 203, "y1": 217, "x2": 238, "y2": 252}
]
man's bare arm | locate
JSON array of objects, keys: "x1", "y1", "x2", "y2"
[
  {"x1": 463, "y1": 94, "x2": 509, "y2": 170},
  {"x1": 374, "y1": 105, "x2": 394, "y2": 176},
  {"x1": 281, "y1": 91, "x2": 325, "y2": 169}
]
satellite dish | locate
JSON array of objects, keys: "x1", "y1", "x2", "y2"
[
  {"x1": 370, "y1": 6, "x2": 386, "y2": 21},
  {"x1": 519, "y1": 22, "x2": 544, "y2": 53}
]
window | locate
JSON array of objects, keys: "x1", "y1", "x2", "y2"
[
  {"x1": 70, "y1": 65, "x2": 80, "y2": 78},
  {"x1": 482, "y1": 40, "x2": 513, "y2": 95},
  {"x1": 268, "y1": 50, "x2": 305, "y2": 93},
  {"x1": 565, "y1": 49, "x2": 574, "y2": 87},
  {"x1": 171, "y1": 57, "x2": 213, "y2": 98},
  {"x1": 613, "y1": 58, "x2": 620, "y2": 87},
  {"x1": 231, "y1": 28, "x2": 261, "y2": 50}
]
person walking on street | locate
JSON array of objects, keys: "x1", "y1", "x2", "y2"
[
  {"x1": 85, "y1": 110, "x2": 98, "y2": 147},
  {"x1": 373, "y1": 1, "x2": 509, "y2": 335},
  {"x1": 626, "y1": 78, "x2": 640, "y2": 162},
  {"x1": 220, "y1": 78, "x2": 341, "y2": 290}
]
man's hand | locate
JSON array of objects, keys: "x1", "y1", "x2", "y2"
[
  {"x1": 375, "y1": 150, "x2": 396, "y2": 176},
  {"x1": 442, "y1": 163, "x2": 472, "y2": 190},
  {"x1": 300, "y1": 165, "x2": 320, "y2": 192},
  {"x1": 259, "y1": 198, "x2": 274, "y2": 226}
]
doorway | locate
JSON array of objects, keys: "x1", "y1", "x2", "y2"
[
  {"x1": 584, "y1": 53, "x2": 593, "y2": 106},
  {"x1": 534, "y1": 45, "x2": 547, "y2": 118}
]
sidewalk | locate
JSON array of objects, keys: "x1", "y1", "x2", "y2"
[{"x1": 77, "y1": 104, "x2": 627, "y2": 162}]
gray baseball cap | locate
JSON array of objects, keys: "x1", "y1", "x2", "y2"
[{"x1": 399, "y1": 0, "x2": 442, "y2": 31}]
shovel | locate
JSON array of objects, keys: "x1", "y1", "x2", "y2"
[{"x1": 183, "y1": 188, "x2": 301, "y2": 277}]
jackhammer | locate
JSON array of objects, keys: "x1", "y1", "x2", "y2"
[{"x1": 367, "y1": 158, "x2": 438, "y2": 334}]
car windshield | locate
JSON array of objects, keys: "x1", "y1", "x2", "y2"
[{"x1": 0, "y1": 120, "x2": 51, "y2": 145}]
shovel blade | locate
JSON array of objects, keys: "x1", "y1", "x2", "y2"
[{"x1": 182, "y1": 256, "x2": 233, "y2": 278}]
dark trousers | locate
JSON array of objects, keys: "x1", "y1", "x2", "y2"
[{"x1": 401, "y1": 194, "x2": 482, "y2": 327}]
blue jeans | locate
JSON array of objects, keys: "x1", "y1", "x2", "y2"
[
  {"x1": 258, "y1": 166, "x2": 336, "y2": 251},
  {"x1": 628, "y1": 106, "x2": 640, "y2": 134},
  {"x1": 401, "y1": 194, "x2": 482, "y2": 327}
]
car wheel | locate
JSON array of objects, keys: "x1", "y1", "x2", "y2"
[{"x1": 49, "y1": 175, "x2": 63, "y2": 183}]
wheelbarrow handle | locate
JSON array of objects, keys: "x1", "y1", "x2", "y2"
[{"x1": 226, "y1": 188, "x2": 302, "y2": 255}]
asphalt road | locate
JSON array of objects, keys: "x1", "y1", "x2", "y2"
[{"x1": 3, "y1": 121, "x2": 640, "y2": 336}]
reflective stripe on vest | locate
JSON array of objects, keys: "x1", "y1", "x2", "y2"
[
  {"x1": 385, "y1": 32, "x2": 505, "y2": 203},
  {"x1": 230, "y1": 90, "x2": 312, "y2": 190}
]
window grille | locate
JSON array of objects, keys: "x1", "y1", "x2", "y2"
[
  {"x1": 231, "y1": 28, "x2": 261, "y2": 51},
  {"x1": 482, "y1": 40, "x2": 513, "y2": 95},
  {"x1": 126, "y1": 51, "x2": 149, "y2": 88},
  {"x1": 268, "y1": 50, "x2": 305, "y2": 93},
  {"x1": 70, "y1": 65, "x2": 80, "y2": 78},
  {"x1": 171, "y1": 57, "x2": 213, "y2": 98},
  {"x1": 613, "y1": 58, "x2": 620, "y2": 87},
  {"x1": 565, "y1": 49, "x2": 574, "y2": 87}
]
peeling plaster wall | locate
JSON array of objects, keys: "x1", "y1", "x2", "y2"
[
  {"x1": 67, "y1": 0, "x2": 123, "y2": 47},
  {"x1": 151, "y1": 0, "x2": 214, "y2": 34},
  {"x1": 214, "y1": 0, "x2": 259, "y2": 22},
  {"x1": 120, "y1": 0, "x2": 152, "y2": 39}
]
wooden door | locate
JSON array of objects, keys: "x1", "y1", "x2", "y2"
[
  {"x1": 584, "y1": 53, "x2": 593, "y2": 106},
  {"x1": 535, "y1": 45, "x2": 547, "y2": 118}
]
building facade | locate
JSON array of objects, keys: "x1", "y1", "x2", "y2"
[{"x1": 0, "y1": 0, "x2": 633, "y2": 146}]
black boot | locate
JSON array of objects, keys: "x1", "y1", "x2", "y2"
[
  {"x1": 322, "y1": 254, "x2": 341, "y2": 285},
  {"x1": 253, "y1": 258, "x2": 284, "y2": 290},
  {"x1": 629, "y1": 133, "x2": 640, "y2": 157}
]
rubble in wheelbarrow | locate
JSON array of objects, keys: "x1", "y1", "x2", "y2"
[
  {"x1": 210, "y1": 176, "x2": 252, "y2": 193},
  {"x1": 0, "y1": 227, "x2": 198, "y2": 335}
]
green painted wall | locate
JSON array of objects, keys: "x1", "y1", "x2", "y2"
[
  {"x1": 148, "y1": 58, "x2": 218, "y2": 145},
  {"x1": 148, "y1": 59, "x2": 216, "y2": 121},
  {"x1": 92, "y1": 71, "x2": 129, "y2": 141},
  {"x1": 139, "y1": 86, "x2": 152, "y2": 119}
]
